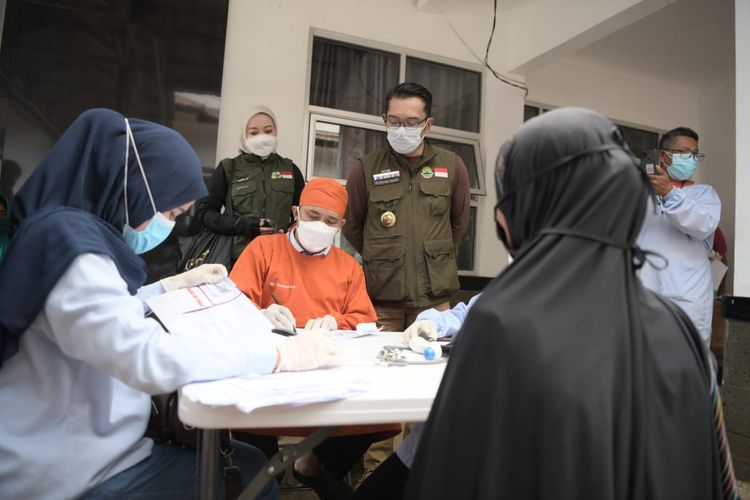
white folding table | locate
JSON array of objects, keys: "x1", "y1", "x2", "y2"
[{"x1": 178, "y1": 332, "x2": 447, "y2": 499}]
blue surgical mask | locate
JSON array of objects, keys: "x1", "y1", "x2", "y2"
[
  {"x1": 123, "y1": 212, "x2": 175, "y2": 254},
  {"x1": 121, "y1": 118, "x2": 175, "y2": 254},
  {"x1": 667, "y1": 152, "x2": 699, "y2": 181}
]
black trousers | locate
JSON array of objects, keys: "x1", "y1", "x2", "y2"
[{"x1": 235, "y1": 432, "x2": 382, "y2": 480}]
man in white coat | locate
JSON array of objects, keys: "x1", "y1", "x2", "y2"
[{"x1": 637, "y1": 127, "x2": 720, "y2": 346}]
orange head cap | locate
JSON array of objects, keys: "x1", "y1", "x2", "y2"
[{"x1": 299, "y1": 178, "x2": 348, "y2": 218}]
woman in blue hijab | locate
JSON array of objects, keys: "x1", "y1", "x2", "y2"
[{"x1": 0, "y1": 109, "x2": 335, "y2": 499}]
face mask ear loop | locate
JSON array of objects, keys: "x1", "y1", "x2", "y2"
[
  {"x1": 123, "y1": 119, "x2": 131, "y2": 228},
  {"x1": 124, "y1": 119, "x2": 158, "y2": 216}
]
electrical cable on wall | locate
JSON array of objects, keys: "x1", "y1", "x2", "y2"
[{"x1": 442, "y1": 0, "x2": 528, "y2": 95}]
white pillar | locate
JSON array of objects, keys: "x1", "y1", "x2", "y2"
[{"x1": 735, "y1": 0, "x2": 750, "y2": 296}]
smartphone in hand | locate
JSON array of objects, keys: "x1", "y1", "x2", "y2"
[{"x1": 641, "y1": 149, "x2": 659, "y2": 175}]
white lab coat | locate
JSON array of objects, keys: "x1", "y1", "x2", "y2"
[
  {"x1": 636, "y1": 183, "x2": 720, "y2": 345},
  {"x1": 0, "y1": 253, "x2": 276, "y2": 499}
]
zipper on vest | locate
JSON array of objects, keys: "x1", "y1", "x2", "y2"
[
  {"x1": 260, "y1": 163, "x2": 267, "y2": 217},
  {"x1": 408, "y1": 169, "x2": 413, "y2": 192}
]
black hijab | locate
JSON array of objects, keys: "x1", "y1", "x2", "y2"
[
  {"x1": 0, "y1": 108, "x2": 207, "y2": 365},
  {"x1": 406, "y1": 108, "x2": 724, "y2": 499}
]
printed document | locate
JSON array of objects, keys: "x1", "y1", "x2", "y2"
[{"x1": 149, "y1": 278, "x2": 373, "y2": 412}]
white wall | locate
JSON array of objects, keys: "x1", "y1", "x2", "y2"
[
  {"x1": 219, "y1": 0, "x2": 524, "y2": 278},
  {"x1": 525, "y1": 56, "x2": 700, "y2": 130},
  {"x1": 698, "y1": 83, "x2": 735, "y2": 292},
  {"x1": 735, "y1": 0, "x2": 749, "y2": 296},
  {"x1": 502, "y1": 0, "x2": 677, "y2": 73}
]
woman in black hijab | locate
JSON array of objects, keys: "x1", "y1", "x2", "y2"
[{"x1": 405, "y1": 108, "x2": 736, "y2": 499}]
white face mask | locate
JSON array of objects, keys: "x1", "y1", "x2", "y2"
[
  {"x1": 241, "y1": 133, "x2": 277, "y2": 157},
  {"x1": 387, "y1": 125, "x2": 425, "y2": 155},
  {"x1": 296, "y1": 219, "x2": 339, "y2": 253}
]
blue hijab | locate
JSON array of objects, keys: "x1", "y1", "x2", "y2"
[{"x1": 0, "y1": 108, "x2": 207, "y2": 364}]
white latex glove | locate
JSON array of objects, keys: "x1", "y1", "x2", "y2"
[
  {"x1": 304, "y1": 314, "x2": 337, "y2": 331},
  {"x1": 160, "y1": 264, "x2": 228, "y2": 292},
  {"x1": 263, "y1": 304, "x2": 296, "y2": 331},
  {"x1": 403, "y1": 319, "x2": 438, "y2": 344},
  {"x1": 275, "y1": 329, "x2": 339, "y2": 372}
]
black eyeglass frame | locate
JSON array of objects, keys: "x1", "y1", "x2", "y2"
[
  {"x1": 383, "y1": 116, "x2": 430, "y2": 130},
  {"x1": 664, "y1": 149, "x2": 706, "y2": 162}
]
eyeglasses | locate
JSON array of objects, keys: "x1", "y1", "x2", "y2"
[
  {"x1": 666, "y1": 149, "x2": 705, "y2": 162},
  {"x1": 384, "y1": 116, "x2": 428, "y2": 129}
]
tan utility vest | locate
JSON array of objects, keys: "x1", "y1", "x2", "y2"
[
  {"x1": 222, "y1": 153, "x2": 296, "y2": 259},
  {"x1": 360, "y1": 142, "x2": 459, "y2": 307}
]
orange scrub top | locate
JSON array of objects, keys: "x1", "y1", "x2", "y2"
[{"x1": 229, "y1": 232, "x2": 377, "y2": 329}]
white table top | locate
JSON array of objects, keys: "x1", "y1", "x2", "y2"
[{"x1": 178, "y1": 332, "x2": 447, "y2": 429}]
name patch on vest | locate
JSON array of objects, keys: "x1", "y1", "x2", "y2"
[
  {"x1": 372, "y1": 169, "x2": 401, "y2": 186},
  {"x1": 434, "y1": 167, "x2": 448, "y2": 178},
  {"x1": 271, "y1": 170, "x2": 293, "y2": 180}
]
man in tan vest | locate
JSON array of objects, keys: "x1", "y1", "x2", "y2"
[
  {"x1": 343, "y1": 82, "x2": 471, "y2": 475},
  {"x1": 343, "y1": 81, "x2": 470, "y2": 332}
]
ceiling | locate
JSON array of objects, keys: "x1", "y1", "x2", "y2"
[{"x1": 573, "y1": 0, "x2": 735, "y2": 89}]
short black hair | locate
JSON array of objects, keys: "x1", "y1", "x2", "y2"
[
  {"x1": 384, "y1": 82, "x2": 432, "y2": 117},
  {"x1": 659, "y1": 127, "x2": 699, "y2": 150}
]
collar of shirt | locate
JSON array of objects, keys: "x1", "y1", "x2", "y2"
[
  {"x1": 670, "y1": 179, "x2": 694, "y2": 189},
  {"x1": 288, "y1": 228, "x2": 331, "y2": 256}
]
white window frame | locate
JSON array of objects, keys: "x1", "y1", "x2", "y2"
[
  {"x1": 456, "y1": 201, "x2": 480, "y2": 275},
  {"x1": 525, "y1": 101, "x2": 664, "y2": 136},
  {"x1": 304, "y1": 28, "x2": 487, "y2": 195}
]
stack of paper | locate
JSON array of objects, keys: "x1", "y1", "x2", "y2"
[{"x1": 181, "y1": 367, "x2": 371, "y2": 413}]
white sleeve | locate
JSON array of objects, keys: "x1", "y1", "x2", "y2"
[
  {"x1": 661, "y1": 185, "x2": 721, "y2": 241},
  {"x1": 136, "y1": 281, "x2": 166, "y2": 302},
  {"x1": 43, "y1": 253, "x2": 277, "y2": 395}
]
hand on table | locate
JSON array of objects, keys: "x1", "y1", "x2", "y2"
[
  {"x1": 275, "y1": 329, "x2": 339, "y2": 372},
  {"x1": 403, "y1": 319, "x2": 438, "y2": 344},
  {"x1": 304, "y1": 315, "x2": 337, "y2": 331}
]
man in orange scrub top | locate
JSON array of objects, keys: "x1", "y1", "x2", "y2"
[
  {"x1": 230, "y1": 177, "x2": 376, "y2": 330},
  {"x1": 229, "y1": 178, "x2": 384, "y2": 498}
]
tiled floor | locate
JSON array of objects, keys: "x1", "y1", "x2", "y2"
[{"x1": 739, "y1": 480, "x2": 749, "y2": 497}]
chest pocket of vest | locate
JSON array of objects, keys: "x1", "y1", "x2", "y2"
[
  {"x1": 370, "y1": 183, "x2": 403, "y2": 209},
  {"x1": 269, "y1": 178, "x2": 295, "y2": 194},
  {"x1": 230, "y1": 179, "x2": 259, "y2": 217},
  {"x1": 419, "y1": 181, "x2": 451, "y2": 217}
]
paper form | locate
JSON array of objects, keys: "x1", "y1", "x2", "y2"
[
  {"x1": 181, "y1": 368, "x2": 371, "y2": 413},
  {"x1": 146, "y1": 278, "x2": 277, "y2": 341},
  {"x1": 153, "y1": 279, "x2": 376, "y2": 412}
]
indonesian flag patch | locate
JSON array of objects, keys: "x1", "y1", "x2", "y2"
[
  {"x1": 434, "y1": 167, "x2": 448, "y2": 178},
  {"x1": 278, "y1": 170, "x2": 293, "y2": 180}
]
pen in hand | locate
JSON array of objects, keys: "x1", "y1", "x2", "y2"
[{"x1": 268, "y1": 292, "x2": 297, "y2": 335}]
